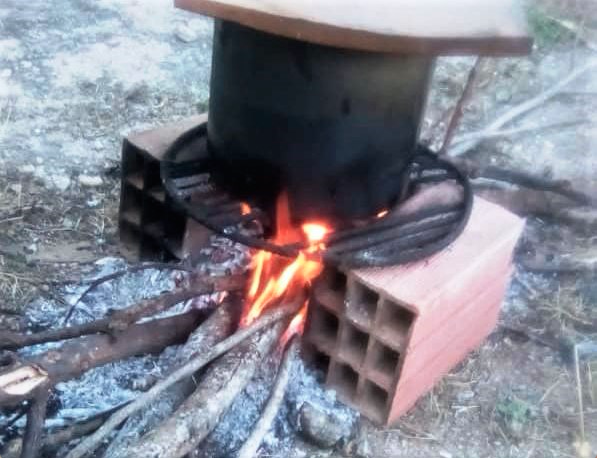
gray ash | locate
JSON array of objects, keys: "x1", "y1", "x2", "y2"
[
  {"x1": 197, "y1": 351, "x2": 359, "y2": 458},
  {"x1": 0, "y1": 236, "x2": 357, "y2": 456}
]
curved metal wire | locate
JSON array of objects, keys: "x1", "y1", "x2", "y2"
[{"x1": 160, "y1": 122, "x2": 473, "y2": 268}]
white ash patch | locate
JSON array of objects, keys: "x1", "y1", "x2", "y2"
[
  {"x1": 48, "y1": 38, "x2": 172, "y2": 90},
  {"x1": 98, "y1": 0, "x2": 192, "y2": 35},
  {"x1": 1, "y1": 238, "x2": 353, "y2": 455},
  {"x1": 0, "y1": 248, "x2": 246, "y2": 441},
  {"x1": 197, "y1": 353, "x2": 358, "y2": 458},
  {"x1": 0, "y1": 38, "x2": 23, "y2": 62}
]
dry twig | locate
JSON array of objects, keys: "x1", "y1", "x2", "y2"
[
  {"x1": 453, "y1": 158, "x2": 595, "y2": 207},
  {"x1": 64, "y1": 303, "x2": 300, "y2": 458},
  {"x1": 125, "y1": 322, "x2": 285, "y2": 458},
  {"x1": 439, "y1": 57, "x2": 484, "y2": 155},
  {"x1": 62, "y1": 261, "x2": 195, "y2": 324},
  {"x1": 1, "y1": 402, "x2": 129, "y2": 458},
  {"x1": 103, "y1": 299, "x2": 238, "y2": 458},
  {"x1": 20, "y1": 387, "x2": 50, "y2": 458},
  {"x1": 449, "y1": 59, "x2": 597, "y2": 157},
  {"x1": 0, "y1": 274, "x2": 244, "y2": 351},
  {"x1": 237, "y1": 337, "x2": 298, "y2": 458},
  {"x1": 0, "y1": 310, "x2": 205, "y2": 408}
]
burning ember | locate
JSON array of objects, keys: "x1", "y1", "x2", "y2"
[{"x1": 241, "y1": 194, "x2": 331, "y2": 337}]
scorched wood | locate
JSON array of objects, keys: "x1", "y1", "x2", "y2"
[
  {"x1": 0, "y1": 274, "x2": 244, "y2": 351},
  {"x1": 120, "y1": 321, "x2": 285, "y2": 458},
  {"x1": 103, "y1": 299, "x2": 238, "y2": 458},
  {"x1": 0, "y1": 310, "x2": 205, "y2": 408}
]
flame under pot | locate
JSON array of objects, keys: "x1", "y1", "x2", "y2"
[{"x1": 208, "y1": 20, "x2": 434, "y2": 223}]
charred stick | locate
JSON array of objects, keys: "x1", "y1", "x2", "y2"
[
  {"x1": 472, "y1": 185, "x2": 597, "y2": 230},
  {"x1": 439, "y1": 57, "x2": 484, "y2": 155},
  {"x1": 454, "y1": 158, "x2": 595, "y2": 207},
  {"x1": 103, "y1": 299, "x2": 238, "y2": 458},
  {"x1": 1, "y1": 403, "x2": 129, "y2": 458},
  {"x1": 326, "y1": 212, "x2": 460, "y2": 254},
  {"x1": 237, "y1": 337, "x2": 298, "y2": 458},
  {"x1": 0, "y1": 310, "x2": 205, "y2": 408},
  {"x1": 124, "y1": 321, "x2": 285, "y2": 458},
  {"x1": 20, "y1": 386, "x2": 50, "y2": 458},
  {"x1": 204, "y1": 201, "x2": 243, "y2": 217},
  {"x1": 62, "y1": 261, "x2": 196, "y2": 324},
  {"x1": 0, "y1": 275, "x2": 244, "y2": 351},
  {"x1": 327, "y1": 204, "x2": 462, "y2": 245},
  {"x1": 65, "y1": 303, "x2": 301, "y2": 458},
  {"x1": 449, "y1": 60, "x2": 597, "y2": 157},
  {"x1": 343, "y1": 221, "x2": 465, "y2": 268}
]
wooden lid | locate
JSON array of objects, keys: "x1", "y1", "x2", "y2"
[{"x1": 175, "y1": 0, "x2": 532, "y2": 55}]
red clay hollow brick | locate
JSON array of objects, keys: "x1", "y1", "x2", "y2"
[
  {"x1": 303, "y1": 196, "x2": 524, "y2": 425},
  {"x1": 118, "y1": 115, "x2": 212, "y2": 261}
]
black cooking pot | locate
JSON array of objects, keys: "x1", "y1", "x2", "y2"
[{"x1": 207, "y1": 19, "x2": 434, "y2": 224}]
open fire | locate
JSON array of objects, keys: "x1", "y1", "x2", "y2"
[{"x1": 241, "y1": 194, "x2": 331, "y2": 342}]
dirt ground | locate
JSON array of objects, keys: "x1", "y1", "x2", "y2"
[{"x1": 0, "y1": 0, "x2": 596, "y2": 457}]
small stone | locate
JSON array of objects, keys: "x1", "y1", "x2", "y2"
[
  {"x1": 52, "y1": 175, "x2": 71, "y2": 192},
  {"x1": 495, "y1": 88, "x2": 511, "y2": 103},
  {"x1": 456, "y1": 390, "x2": 475, "y2": 402},
  {"x1": 86, "y1": 196, "x2": 101, "y2": 208},
  {"x1": 124, "y1": 84, "x2": 148, "y2": 103},
  {"x1": 19, "y1": 164, "x2": 35, "y2": 174},
  {"x1": 298, "y1": 402, "x2": 354, "y2": 449},
  {"x1": 9, "y1": 183, "x2": 21, "y2": 194},
  {"x1": 24, "y1": 243, "x2": 37, "y2": 254},
  {"x1": 354, "y1": 435, "x2": 371, "y2": 458},
  {"x1": 175, "y1": 23, "x2": 199, "y2": 43},
  {"x1": 78, "y1": 174, "x2": 103, "y2": 187}
]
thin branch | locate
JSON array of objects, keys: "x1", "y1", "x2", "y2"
[
  {"x1": 0, "y1": 310, "x2": 204, "y2": 408},
  {"x1": 1, "y1": 402, "x2": 129, "y2": 458},
  {"x1": 20, "y1": 387, "x2": 50, "y2": 458},
  {"x1": 102, "y1": 300, "x2": 238, "y2": 458},
  {"x1": 64, "y1": 303, "x2": 300, "y2": 458},
  {"x1": 0, "y1": 275, "x2": 244, "y2": 351},
  {"x1": 439, "y1": 57, "x2": 484, "y2": 155},
  {"x1": 449, "y1": 59, "x2": 597, "y2": 157},
  {"x1": 451, "y1": 119, "x2": 592, "y2": 146},
  {"x1": 123, "y1": 321, "x2": 285, "y2": 458},
  {"x1": 453, "y1": 158, "x2": 595, "y2": 206},
  {"x1": 237, "y1": 337, "x2": 298, "y2": 458},
  {"x1": 62, "y1": 262, "x2": 195, "y2": 324}
]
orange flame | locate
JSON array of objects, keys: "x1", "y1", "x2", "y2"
[
  {"x1": 280, "y1": 300, "x2": 309, "y2": 347},
  {"x1": 241, "y1": 202, "x2": 251, "y2": 215},
  {"x1": 376, "y1": 209, "x2": 389, "y2": 218},
  {"x1": 240, "y1": 193, "x2": 330, "y2": 333}
]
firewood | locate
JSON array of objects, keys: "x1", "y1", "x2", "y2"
[
  {"x1": 122, "y1": 321, "x2": 285, "y2": 458},
  {"x1": 448, "y1": 59, "x2": 597, "y2": 157},
  {"x1": 0, "y1": 274, "x2": 244, "y2": 351},
  {"x1": 102, "y1": 299, "x2": 238, "y2": 458},
  {"x1": 237, "y1": 336, "x2": 298, "y2": 458},
  {"x1": 1, "y1": 403, "x2": 128, "y2": 458},
  {"x1": 65, "y1": 303, "x2": 300, "y2": 458},
  {"x1": 20, "y1": 387, "x2": 50, "y2": 458},
  {"x1": 439, "y1": 57, "x2": 484, "y2": 155},
  {"x1": 62, "y1": 261, "x2": 195, "y2": 324},
  {"x1": 0, "y1": 310, "x2": 205, "y2": 408},
  {"x1": 454, "y1": 158, "x2": 595, "y2": 207},
  {"x1": 473, "y1": 185, "x2": 597, "y2": 230}
]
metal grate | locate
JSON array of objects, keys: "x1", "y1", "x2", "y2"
[{"x1": 160, "y1": 121, "x2": 473, "y2": 268}]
